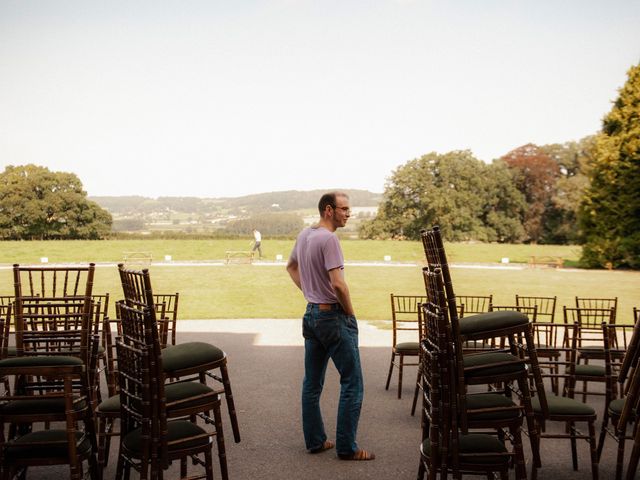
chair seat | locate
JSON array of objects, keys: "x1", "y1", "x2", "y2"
[
  {"x1": 574, "y1": 364, "x2": 606, "y2": 377},
  {"x1": 4, "y1": 430, "x2": 92, "y2": 459},
  {"x1": 466, "y1": 393, "x2": 521, "y2": 421},
  {"x1": 0, "y1": 355, "x2": 84, "y2": 367},
  {"x1": 609, "y1": 398, "x2": 625, "y2": 415},
  {"x1": 394, "y1": 341, "x2": 419, "y2": 354},
  {"x1": 123, "y1": 420, "x2": 211, "y2": 455},
  {"x1": 161, "y1": 342, "x2": 224, "y2": 373},
  {"x1": 0, "y1": 398, "x2": 88, "y2": 415},
  {"x1": 97, "y1": 381, "x2": 216, "y2": 413},
  {"x1": 421, "y1": 433, "x2": 508, "y2": 463},
  {"x1": 463, "y1": 352, "x2": 524, "y2": 377},
  {"x1": 459, "y1": 311, "x2": 528, "y2": 335},
  {"x1": 532, "y1": 394, "x2": 596, "y2": 416}
]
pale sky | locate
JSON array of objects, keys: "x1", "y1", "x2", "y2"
[{"x1": 1, "y1": 1, "x2": 639, "y2": 198}]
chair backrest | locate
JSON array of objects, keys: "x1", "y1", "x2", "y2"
[
  {"x1": 420, "y1": 227, "x2": 461, "y2": 338},
  {"x1": 457, "y1": 295, "x2": 493, "y2": 317},
  {"x1": 575, "y1": 297, "x2": 617, "y2": 322},
  {"x1": 12, "y1": 264, "x2": 95, "y2": 363},
  {"x1": 420, "y1": 299, "x2": 452, "y2": 478},
  {"x1": 117, "y1": 263, "x2": 155, "y2": 313},
  {"x1": 0, "y1": 303, "x2": 10, "y2": 360},
  {"x1": 564, "y1": 306, "x2": 616, "y2": 329},
  {"x1": 116, "y1": 337, "x2": 158, "y2": 473},
  {"x1": 153, "y1": 293, "x2": 179, "y2": 348},
  {"x1": 13, "y1": 264, "x2": 95, "y2": 299},
  {"x1": 390, "y1": 294, "x2": 427, "y2": 346},
  {"x1": 491, "y1": 304, "x2": 538, "y2": 321},
  {"x1": 515, "y1": 295, "x2": 557, "y2": 322},
  {"x1": 619, "y1": 308, "x2": 640, "y2": 390}
]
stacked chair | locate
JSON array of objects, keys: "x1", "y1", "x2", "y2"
[
  {"x1": 117, "y1": 264, "x2": 239, "y2": 443},
  {"x1": 115, "y1": 302, "x2": 220, "y2": 479},
  {"x1": 420, "y1": 226, "x2": 546, "y2": 472},
  {"x1": 0, "y1": 264, "x2": 100, "y2": 480},
  {"x1": 418, "y1": 270, "x2": 521, "y2": 479},
  {"x1": 113, "y1": 264, "x2": 234, "y2": 478},
  {"x1": 597, "y1": 308, "x2": 640, "y2": 480}
]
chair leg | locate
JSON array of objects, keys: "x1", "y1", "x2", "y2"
[
  {"x1": 597, "y1": 411, "x2": 610, "y2": 461},
  {"x1": 411, "y1": 368, "x2": 421, "y2": 416},
  {"x1": 385, "y1": 352, "x2": 396, "y2": 390},
  {"x1": 616, "y1": 423, "x2": 628, "y2": 480},
  {"x1": 569, "y1": 421, "x2": 578, "y2": 471},
  {"x1": 512, "y1": 426, "x2": 527, "y2": 480},
  {"x1": 397, "y1": 354, "x2": 404, "y2": 399},
  {"x1": 588, "y1": 419, "x2": 599, "y2": 480},
  {"x1": 417, "y1": 458, "x2": 426, "y2": 480},
  {"x1": 212, "y1": 399, "x2": 228, "y2": 480},
  {"x1": 219, "y1": 362, "x2": 241, "y2": 443}
]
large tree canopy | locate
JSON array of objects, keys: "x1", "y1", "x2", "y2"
[
  {"x1": 0, "y1": 164, "x2": 112, "y2": 240},
  {"x1": 360, "y1": 151, "x2": 526, "y2": 242},
  {"x1": 501, "y1": 143, "x2": 561, "y2": 243},
  {"x1": 580, "y1": 63, "x2": 640, "y2": 268}
]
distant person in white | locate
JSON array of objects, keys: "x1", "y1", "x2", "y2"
[{"x1": 252, "y1": 229, "x2": 263, "y2": 258}]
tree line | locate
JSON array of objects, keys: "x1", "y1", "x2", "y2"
[{"x1": 360, "y1": 63, "x2": 640, "y2": 269}]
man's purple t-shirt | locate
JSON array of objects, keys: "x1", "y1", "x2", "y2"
[{"x1": 290, "y1": 226, "x2": 344, "y2": 304}]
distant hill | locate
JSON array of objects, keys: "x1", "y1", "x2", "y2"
[{"x1": 91, "y1": 189, "x2": 382, "y2": 215}]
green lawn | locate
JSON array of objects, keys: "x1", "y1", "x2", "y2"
[
  {"x1": 1, "y1": 260, "x2": 638, "y2": 324},
  {"x1": 0, "y1": 238, "x2": 581, "y2": 265}
]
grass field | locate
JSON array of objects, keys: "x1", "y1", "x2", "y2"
[
  {"x1": 0, "y1": 239, "x2": 638, "y2": 323},
  {"x1": 0, "y1": 238, "x2": 581, "y2": 265}
]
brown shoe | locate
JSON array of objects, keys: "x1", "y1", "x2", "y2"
[
  {"x1": 338, "y1": 449, "x2": 375, "y2": 461},
  {"x1": 309, "y1": 440, "x2": 335, "y2": 454}
]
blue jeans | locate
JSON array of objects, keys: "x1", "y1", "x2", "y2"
[{"x1": 301, "y1": 303, "x2": 363, "y2": 455}]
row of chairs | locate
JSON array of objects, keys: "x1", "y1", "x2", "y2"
[
  {"x1": 386, "y1": 293, "x2": 620, "y2": 401},
  {"x1": 0, "y1": 263, "x2": 241, "y2": 479}
]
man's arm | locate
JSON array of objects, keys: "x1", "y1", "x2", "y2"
[
  {"x1": 286, "y1": 258, "x2": 302, "y2": 291},
  {"x1": 329, "y1": 267, "x2": 355, "y2": 316}
]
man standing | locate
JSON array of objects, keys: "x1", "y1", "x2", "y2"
[
  {"x1": 251, "y1": 229, "x2": 263, "y2": 258},
  {"x1": 286, "y1": 192, "x2": 375, "y2": 461}
]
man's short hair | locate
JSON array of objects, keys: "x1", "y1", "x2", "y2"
[{"x1": 318, "y1": 191, "x2": 349, "y2": 216}]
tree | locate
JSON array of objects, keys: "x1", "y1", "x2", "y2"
[
  {"x1": 0, "y1": 164, "x2": 112, "y2": 240},
  {"x1": 580, "y1": 63, "x2": 640, "y2": 268},
  {"x1": 359, "y1": 151, "x2": 526, "y2": 242},
  {"x1": 540, "y1": 136, "x2": 596, "y2": 244},
  {"x1": 501, "y1": 144, "x2": 561, "y2": 243}
]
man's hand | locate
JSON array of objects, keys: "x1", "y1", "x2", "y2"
[
  {"x1": 329, "y1": 267, "x2": 355, "y2": 316},
  {"x1": 286, "y1": 258, "x2": 302, "y2": 291}
]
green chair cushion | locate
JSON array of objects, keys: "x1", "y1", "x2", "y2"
[
  {"x1": 0, "y1": 398, "x2": 87, "y2": 415},
  {"x1": 422, "y1": 434, "x2": 508, "y2": 464},
  {"x1": 0, "y1": 356, "x2": 83, "y2": 367},
  {"x1": 161, "y1": 342, "x2": 224, "y2": 373},
  {"x1": 459, "y1": 311, "x2": 528, "y2": 335},
  {"x1": 463, "y1": 352, "x2": 524, "y2": 378},
  {"x1": 5, "y1": 430, "x2": 92, "y2": 459},
  {"x1": 466, "y1": 393, "x2": 520, "y2": 421},
  {"x1": 98, "y1": 381, "x2": 215, "y2": 413},
  {"x1": 532, "y1": 394, "x2": 596, "y2": 416},
  {"x1": 609, "y1": 398, "x2": 625, "y2": 415},
  {"x1": 123, "y1": 420, "x2": 210, "y2": 455},
  {"x1": 395, "y1": 342, "x2": 419, "y2": 354},
  {"x1": 574, "y1": 364, "x2": 606, "y2": 376}
]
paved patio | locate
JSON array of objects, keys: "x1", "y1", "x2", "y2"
[{"x1": 25, "y1": 319, "x2": 627, "y2": 479}]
